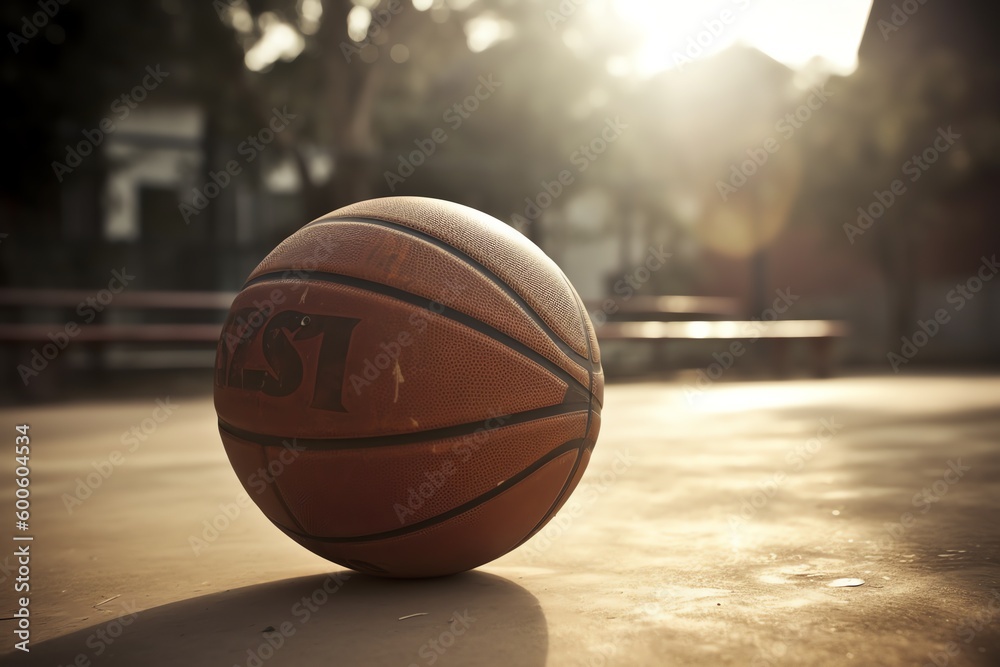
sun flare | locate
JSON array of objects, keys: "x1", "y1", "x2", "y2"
[{"x1": 607, "y1": 0, "x2": 874, "y2": 77}]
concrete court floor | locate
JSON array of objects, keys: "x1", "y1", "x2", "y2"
[{"x1": 2, "y1": 374, "x2": 1000, "y2": 667}]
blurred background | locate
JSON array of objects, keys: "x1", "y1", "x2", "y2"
[{"x1": 2, "y1": 0, "x2": 999, "y2": 401}]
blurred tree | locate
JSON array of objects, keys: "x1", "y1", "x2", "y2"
[
  {"x1": 3, "y1": 0, "x2": 997, "y2": 323},
  {"x1": 792, "y1": 0, "x2": 1000, "y2": 344}
]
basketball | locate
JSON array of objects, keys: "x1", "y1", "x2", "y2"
[{"x1": 213, "y1": 196, "x2": 603, "y2": 577}]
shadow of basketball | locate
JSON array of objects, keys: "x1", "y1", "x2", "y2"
[{"x1": 15, "y1": 570, "x2": 548, "y2": 667}]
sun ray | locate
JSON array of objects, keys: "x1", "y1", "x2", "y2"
[{"x1": 607, "y1": 0, "x2": 874, "y2": 76}]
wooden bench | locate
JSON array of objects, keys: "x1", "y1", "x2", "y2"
[
  {"x1": 0, "y1": 289, "x2": 234, "y2": 397},
  {"x1": 0, "y1": 289, "x2": 230, "y2": 343},
  {"x1": 0, "y1": 288, "x2": 234, "y2": 310},
  {"x1": 0, "y1": 289, "x2": 849, "y2": 391},
  {"x1": 586, "y1": 296, "x2": 849, "y2": 378}
]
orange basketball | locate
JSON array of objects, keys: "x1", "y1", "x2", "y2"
[{"x1": 213, "y1": 196, "x2": 603, "y2": 577}]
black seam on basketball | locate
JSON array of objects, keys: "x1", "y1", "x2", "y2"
[
  {"x1": 560, "y1": 271, "x2": 598, "y2": 434},
  {"x1": 243, "y1": 271, "x2": 595, "y2": 401},
  {"x1": 338, "y1": 558, "x2": 390, "y2": 575},
  {"x1": 509, "y1": 443, "x2": 587, "y2": 552},
  {"x1": 301, "y1": 214, "x2": 598, "y2": 371},
  {"x1": 218, "y1": 401, "x2": 594, "y2": 451},
  {"x1": 275, "y1": 438, "x2": 586, "y2": 544},
  {"x1": 260, "y1": 446, "x2": 308, "y2": 534}
]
